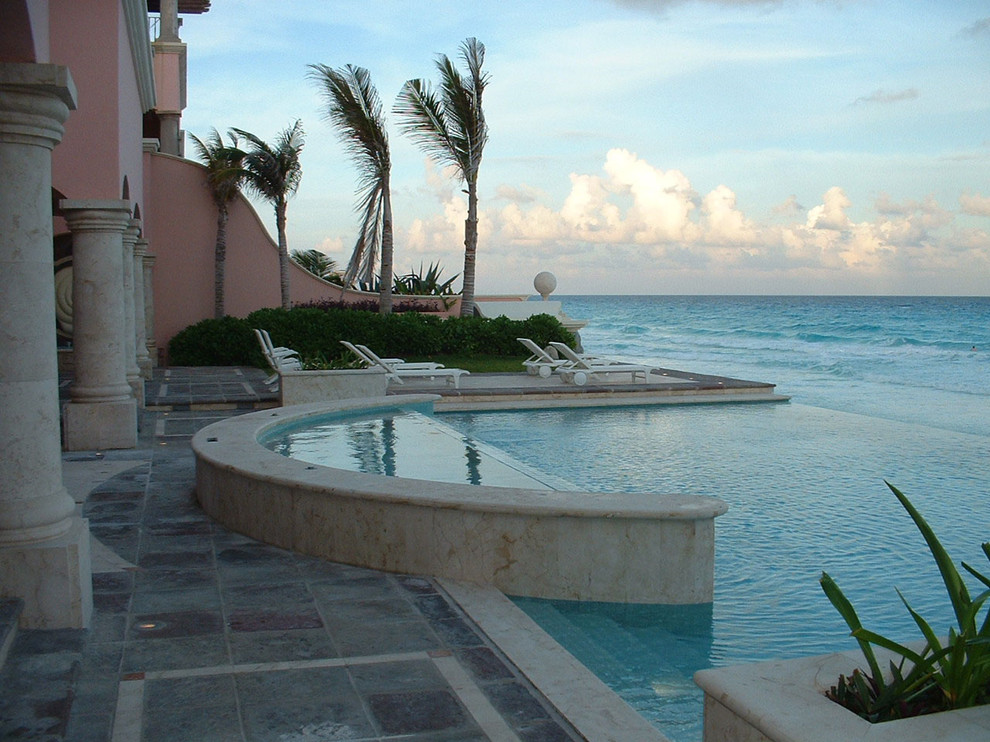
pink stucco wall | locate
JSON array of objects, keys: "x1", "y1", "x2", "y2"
[
  {"x1": 49, "y1": 0, "x2": 129, "y2": 201},
  {"x1": 143, "y1": 152, "x2": 453, "y2": 353},
  {"x1": 116, "y1": 10, "x2": 144, "y2": 211}
]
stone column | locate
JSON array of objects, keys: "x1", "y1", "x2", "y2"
[
  {"x1": 0, "y1": 63, "x2": 92, "y2": 629},
  {"x1": 143, "y1": 252, "x2": 157, "y2": 366},
  {"x1": 134, "y1": 238, "x2": 152, "y2": 377},
  {"x1": 121, "y1": 218, "x2": 143, "y2": 404},
  {"x1": 61, "y1": 200, "x2": 137, "y2": 450}
]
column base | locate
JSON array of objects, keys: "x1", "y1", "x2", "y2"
[
  {"x1": 63, "y1": 398, "x2": 137, "y2": 450},
  {"x1": 138, "y1": 357, "x2": 153, "y2": 379},
  {"x1": 0, "y1": 517, "x2": 92, "y2": 629},
  {"x1": 128, "y1": 376, "x2": 145, "y2": 407}
]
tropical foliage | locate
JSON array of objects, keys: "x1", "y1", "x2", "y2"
[
  {"x1": 820, "y1": 482, "x2": 990, "y2": 722},
  {"x1": 393, "y1": 261, "x2": 459, "y2": 296},
  {"x1": 231, "y1": 121, "x2": 305, "y2": 310},
  {"x1": 290, "y1": 249, "x2": 340, "y2": 283},
  {"x1": 189, "y1": 128, "x2": 243, "y2": 318},
  {"x1": 394, "y1": 37, "x2": 489, "y2": 318},
  {"x1": 309, "y1": 63, "x2": 395, "y2": 314},
  {"x1": 168, "y1": 307, "x2": 573, "y2": 367}
]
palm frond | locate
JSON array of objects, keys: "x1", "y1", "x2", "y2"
[
  {"x1": 230, "y1": 122, "x2": 305, "y2": 204},
  {"x1": 394, "y1": 78, "x2": 459, "y2": 170},
  {"x1": 190, "y1": 128, "x2": 243, "y2": 205}
]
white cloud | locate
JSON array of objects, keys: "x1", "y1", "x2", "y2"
[
  {"x1": 376, "y1": 150, "x2": 990, "y2": 292},
  {"x1": 852, "y1": 88, "x2": 920, "y2": 106},
  {"x1": 806, "y1": 187, "x2": 851, "y2": 231},
  {"x1": 960, "y1": 192, "x2": 990, "y2": 216}
]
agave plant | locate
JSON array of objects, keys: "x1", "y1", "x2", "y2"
[
  {"x1": 820, "y1": 482, "x2": 990, "y2": 722},
  {"x1": 393, "y1": 262, "x2": 459, "y2": 296}
]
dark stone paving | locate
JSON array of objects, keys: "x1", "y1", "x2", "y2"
[{"x1": 1, "y1": 368, "x2": 583, "y2": 741}]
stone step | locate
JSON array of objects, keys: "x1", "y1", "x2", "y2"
[{"x1": 0, "y1": 598, "x2": 24, "y2": 672}]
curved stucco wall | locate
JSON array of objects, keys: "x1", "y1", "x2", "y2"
[
  {"x1": 143, "y1": 153, "x2": 458, "y2": 353},
  {"x1": 192, "y1": 397, "x2": 729, "y2": 604}
]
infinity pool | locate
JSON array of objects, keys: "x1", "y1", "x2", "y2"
[
  {"x1": 259, "y1": 405, "x2": 575, "y2": 491},
  {"x1": 439, "y1": 402, "x2": 990, "y2": 742},
  {"x1": 261, "y1": 401, "x2": 989, "y2": 742}
]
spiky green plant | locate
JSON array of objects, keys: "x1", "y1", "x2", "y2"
[{"x1": 821, "y1": 482, "x2": 990, "y2": 721}]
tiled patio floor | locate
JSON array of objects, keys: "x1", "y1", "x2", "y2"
[{"x1": 1, "y1": 368, "x2": 583, "y2": 741}]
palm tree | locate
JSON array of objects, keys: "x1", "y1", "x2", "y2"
[
  {"x1": 394, "y1": 37, "x2": 489, "y2": 317},
  {"x1": 189, "y1": 128, "x2": 243, "y2": 318},
  {"x1": 290, "y1": 248, "x2": 339, "y2": 281},
  {"x1": 231, "y1": 121, "x2": 305, "y2": 310},
  {"x1": 308, "y1": 63, "x2": 395, "y2": 314}
]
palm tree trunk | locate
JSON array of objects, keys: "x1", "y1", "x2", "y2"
[
  {"x1": 379, "y1": 185, "x2": 394, "y2": 315},
  {"x1": 276, "y1": 200, "x2": 290, "y2": 310},
  {"x1": 214, "y1": 203, "x2": 228, "y2": 319},
  {"x1": 459, "y1": 179, "x2": 479, "y2": 317}
]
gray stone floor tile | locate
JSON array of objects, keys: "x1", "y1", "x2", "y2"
[
  {"x1": 235, "y1": 667, "x2": 375, "y2": 741},
  {"x1": 137, "y1": 550, "x2": 213, "y2": 570},
  {"x1": 127, "y1": 609, "x2": 223, "y2": 641},
  {"x1": 142, "y1": 702, "x2": 242, "y2": 742},
  {"x1": 92, "y1": 571, "x2": 135, "y2": 593},
  {"x1": 225, "y1": 606, "x2": 324, "y2": 633},
  {"x1": 348, "y1": 659, "x2": 447, "y2": 694},
  {"x1": 121, "y1": 634, "x2": 229, "y2": 672},
  {"x1": 367, "y1": 688, "x2": 476, "y2": 736},
  {"x1": 308, "y1": 574, "x2": 401, "y2": 603},
  {"x1": 144, "y1": 673, "x2": 237, "y2": 711},
  {"x1": 328, "y1": 618, "x2": 441, "y2": 656},
  {"x1": 483, "y1": 680, "x2": 555, "y2": 727},
  {"x1": 64, "y1": 713, "x2": 113, "y2": 742},
  {"x1": 129, "y1": 585, "x2": 221, "y2": 613},
  {"x1": 227, "y1": 628, "x2": 338, "y2": 664},
  {"x1": 431, "y1": 617, "x2": 484, "y2": 648},
  {"x1": 133, "y1": 567, "x2": 218, "y2": 593},
  {"x1": 220, "y1": 580, "x2": 314, "y2": 608},
  {"x1": 317, "y1": 597, "x2": 420, "y2": 623},
  {"x1": 455, "y1": 646, "x2": 516, "y2": 682}
]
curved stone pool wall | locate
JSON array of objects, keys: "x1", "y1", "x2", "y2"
[{"x1": 192, "y1": 396, "x2": 729, "y2": 604}]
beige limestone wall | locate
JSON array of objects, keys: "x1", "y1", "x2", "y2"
[
  {"x1": 193, "y1": 397, "x2": 728, "y2": 604},
  {"x1": 279, "y1": 369, "x2": 387, "y2": 405}
]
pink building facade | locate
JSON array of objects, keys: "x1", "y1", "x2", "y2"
[{"x1": 0, "y1": 0, "x2": 458, "y2": 629}]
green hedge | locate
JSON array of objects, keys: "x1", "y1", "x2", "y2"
[{"x1": 168, "y1": 307, "x2": 575, "y2": 367}]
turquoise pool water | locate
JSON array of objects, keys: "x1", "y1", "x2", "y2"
[
  {"x1": 260, "y1": 397, "x2": 988, "y2": 741},
  {"x1": 439, "y1": 402, "x2": 990, "y2": 741},
  {"x1": 259, "y1": 406, "x2": 575, "y2": 491}
]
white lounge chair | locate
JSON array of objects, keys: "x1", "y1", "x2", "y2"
[
  {"x1": 547, "y1": 341, "x2": 653, "y2": 385},
  {"x1": 339, "y1": 341, "x2": 444, "y2": 371},
  {"x1": 516, "y1": 337, "x2": 569, "y2": 378},
  {"x1": 348, "y1": 343, "x2": 469, "y2": 388},
  {"x1": 254, "y1": 329, "x2": 302, "y2": 389}
]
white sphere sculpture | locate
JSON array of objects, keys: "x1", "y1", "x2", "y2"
[{"x1": 534, "y1": 271, "x2": 557, "y2": 300}]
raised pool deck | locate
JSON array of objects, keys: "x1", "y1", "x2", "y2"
[
  {"x1": 137, "y1": 363, "x2": 787, "y2": 411},
  {"x1": 389, "y1": 367, "x2": 788, "y2": 410},
  {"x1": 8, "y1": 364, "x2": 784, "y2": 740},
  {"x1": 3, "y1": 366, "x2": 680, "y2": 740}
]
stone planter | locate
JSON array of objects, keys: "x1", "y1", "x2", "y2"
[
  {"x1": 694, "y1": 648, "x2": 990, "y2": 741},
  {"x1": 279, "y1": 368, "x2": 387, "y2": 405}
]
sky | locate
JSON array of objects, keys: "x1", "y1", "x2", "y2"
[{"x1": 179, "y1": 0, "x2": 990, "y2": 296}]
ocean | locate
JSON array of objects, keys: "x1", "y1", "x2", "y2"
[{"x1": 438, "y1": 295, "x2": 990, "y2": 741}]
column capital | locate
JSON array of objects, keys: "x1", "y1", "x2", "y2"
[
  {"x1": 123, "y1": 217, "x2": 142, "y2": 245},
  {"x1": 59, "y1": 200, "x2": 133, "y2": 231},
  {"x1": 0, "y1": 63, "x2": 77, "y2": 150},
  {"x1": 133, "y1": 238, "x2": 149, "y2": 259}
]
